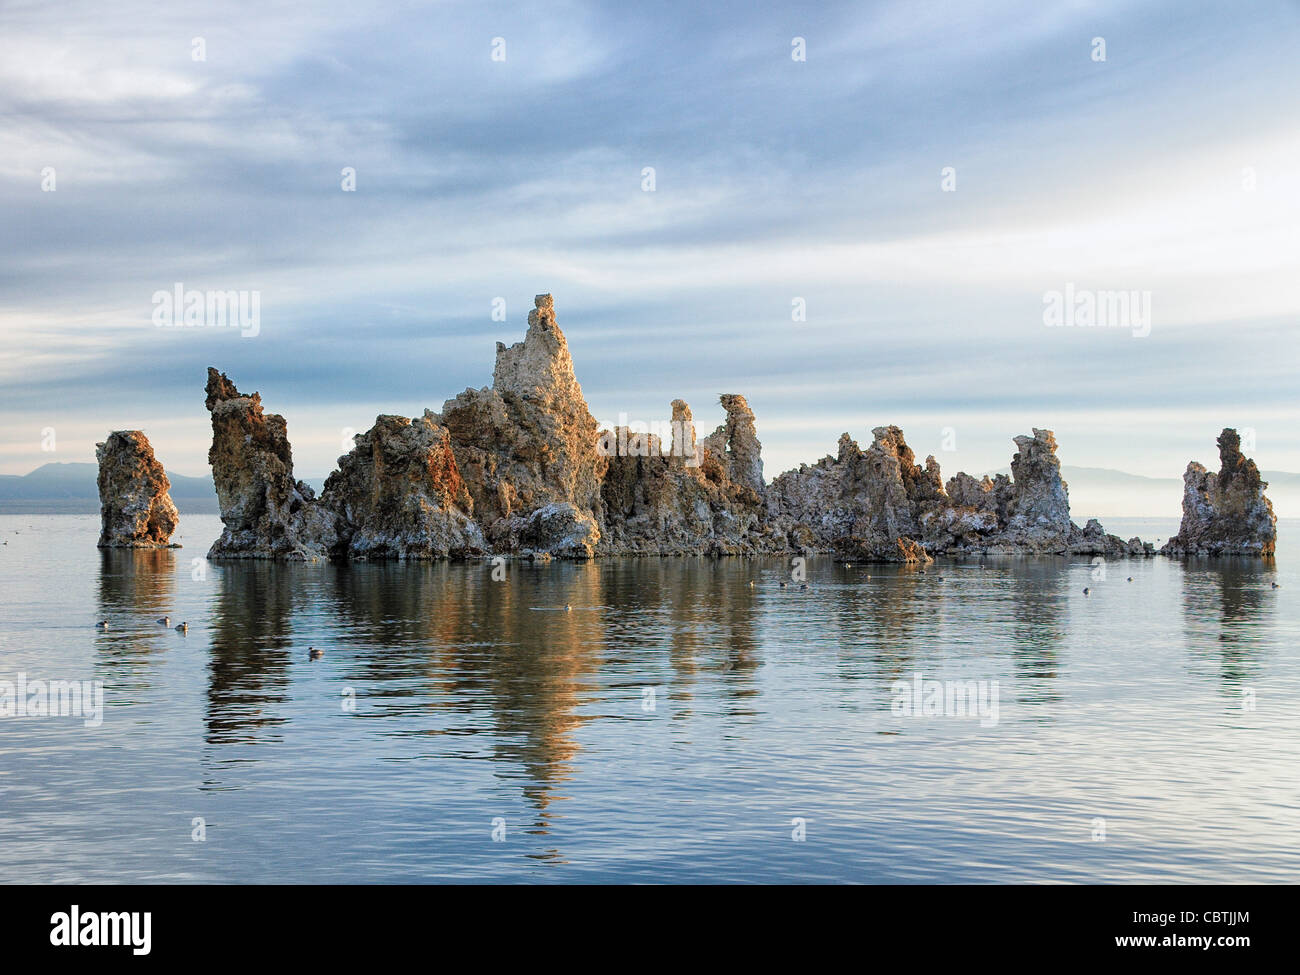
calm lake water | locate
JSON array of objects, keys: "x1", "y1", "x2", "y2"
[{"x1": 0, "y1": 514, "x2": 1295, "y2": 884}]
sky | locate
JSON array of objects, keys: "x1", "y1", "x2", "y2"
[{"x1": 2, "y1": 0, "x2": 1299, "y2": 500}]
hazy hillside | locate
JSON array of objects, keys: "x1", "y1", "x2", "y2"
[
  {"x1": 0, "y1": 462, "x2": 220, "y2": 513},
  {"x1": 1044, "y1": 466, "x2": 1296, "y2": 520}
]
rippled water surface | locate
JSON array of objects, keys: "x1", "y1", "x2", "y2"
[{"x1": 1, "y1": 515, "x2": 1296, "y2": 883}]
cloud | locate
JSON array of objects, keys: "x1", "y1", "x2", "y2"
[{"x1": 2, "y1": 0, "x2": 1299, "y2": 492}]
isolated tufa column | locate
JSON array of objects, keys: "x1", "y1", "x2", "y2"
[{"x1": 95, "y1": 431, "x2": 180, "y2": 548}]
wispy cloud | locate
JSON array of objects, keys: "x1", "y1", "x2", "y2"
[{"x1": 2, "y1": 0, "x2": 1299, "y2": 493}]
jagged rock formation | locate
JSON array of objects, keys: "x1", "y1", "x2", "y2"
[
  {"x1": 440, "y1": 295, "x2": 606, "y2": 557},
  {"x1": 771, "y1": 425, "x2": 965, "y2": 561},
  {"x1": 963, "y1": 428, "x2": 1145, "y2": 556},
  {"x1": 598, "y1": 396, "x2": 786, "y2": 555},
  {"x1": 198, "y1": 292, "x2": 1180, "y2": 562},
  {"x1": 769, "y1": 425, "x2": 1149, "y2": 560},
  {"x1": 205, "y1": 370, "x2": 490, "y2": 561},
  {"x1": 1001, "y1": 429, "x2": 1072, "y2": 548},
  {"x1": 700, "y1": 394, "x2": 766, "y2": 497},
  {"x1": 205, "y1": 368, "x2": 338, "y2": 560},
  {"x1": 321, "y1": 412, "x2": 485, "y2": 559},
  {"x1": 95, "y1": 430, "x2": 179, "y2": 548},
  {"x1": 1161, "y1": 428, "x2": 1277, "y2": 557},
  {"x1": 670, "y1": 399, "x2": 695, "y2": 459},
  {"x1": 835, "y1": 426, "x2": 934, "y2": 562}
]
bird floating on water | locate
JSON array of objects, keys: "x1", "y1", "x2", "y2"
[
  {"x1": 175, "y1": 622, "x2": 188, "y2": 633},
  {"x1": 1127, "y1": 577, "x2": 1133, "y2": 582},
  {"x1": 95, "y1": 620, "x2": 109, "y2": 630},
  {"x1": 308, "y1": 646, "x2": 323, "y2": 661},
  {"x1": 565, "y1": 604, "x2": 572, "y2": 612},
  {"x1": 156, "y1": 616, "x2": 170, "y2": 626},
  {"x1": 1272, "y1": 582, "x2": 1281, "y2": 589},
  {"x1": 1083, "y1": 587, "x2": 1090, "y2": 595}
]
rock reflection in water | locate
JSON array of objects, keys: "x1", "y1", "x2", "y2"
[
  {"x1": 314, "y1": 560, "x2": 609, "y2": 831},
  {"x1": 1181, "y1": 557, "x2": 1278, "y2": 689},
  {"x1": 205, "y1": 561, "x2": 300, "y2": 743},
  {"x1": 94, "y1": 549, "x2": 177, "y2": 693},
  {"x1": 1004, "y1": 559, "x2": 1068, "y2": 709},
  {"x1": 57, "y1": 514, "x2": 1294, "y2": 882}
]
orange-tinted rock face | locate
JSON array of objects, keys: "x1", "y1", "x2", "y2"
[
  {"x1": 440, "y1": 295, "x2": 606, "y2": 556},
  {"x1": 592, "y1": 390, "x2": 788, "y2": 556},
  {"x1": 95, "y1": 430, "x2": 179, "y2": 548},
  {"x1": 204, "y1": 367, "x2": 338, "y2": 560},
  {"x1": 195, "y1": 293, "x2": 1191, "y2": 562},
  {"x1": 320, "y1": 412, "x2": 484, "y2": 560}
]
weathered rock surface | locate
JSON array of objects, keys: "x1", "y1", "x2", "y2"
[
  {"x1": 205, "y1": 368, "x2": 338, "y2": 560},
  {"x1": 1001, "y1": 429, "x2": 1072, "y2": 549},
  {"x1": 700, "y1": 394, "x2": 766, "y2": 498},
  {"x1": 321, "y1": 412, "x2": 485, "y2": 560},
  {"x1": 767, "y1": 435, "x2": 863, "y2": 549},
  {"x1": 95, "y1": 430, "x2": 179, "y2": 548},
  {"x1": 771, "y1": 427, "x2": 963, "y2": 560},
  {"x1": 837, "y1": 426, "x2": 932, "y2": 561},
  {"x1": 598, "y1": 398, "x2": 786, "y2": 556},
  {"x1": 769, "y1": 425, "x2": 1147, "y2": 560},
  {"x1": 772, "y1": 428, "x2": 932, "y2": 561},
  {"x1": 197, "y1": 292, "x2": 1187, "y2": 562},
  {"x1": 1161, "y1": 428, "x2": 1277, "y2": 557},
  {"x1": 440, "y1": 295, "x2": 607, "y2": 557}
]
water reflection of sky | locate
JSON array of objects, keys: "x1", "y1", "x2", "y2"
[{"x1": 0, "y1": 515, "x2": 1294, "y2": 882}]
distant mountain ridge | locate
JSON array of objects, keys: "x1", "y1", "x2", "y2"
[
  {"x1": 0, "y1": 463, "x2": 219, "y2": 513},
  {"x1": 993, "y1": 465, "x2": 1299, "y2": 520},
  {"x1": 0, "y1": 461, "x2": 1294, "y2": 519}
]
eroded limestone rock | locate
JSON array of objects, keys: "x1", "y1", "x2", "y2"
[
  {"x1": 597, "y1": 398, "x2": 785, "y2": 556},
  {"x1": 205, "y1": 368, "x2": 338, "y2": 560},
  {"x1": 769, "y1": 424, "x2": 1146, "y2": 559},
  {"x1": 767, "y1": 434, "x2": 863, "y2": 550},
  {"x1": 700, "y1": 394, "x2": 765, "y2": 498},
  {"x1": 770, "y1": 426, "x2": 951, "y2": 560},
  {"x1": 195, "y1": 292, "x2": 1169, "y2": 563},
  {"x1": 839, "y1": 426, "x2": 931, "y2": 561},
  {"x1": 997, "y1": 428, "x2": 1072, "y2": 550},
  {"x1": 441, "y1": 295, "x2": 606, "y2": 556},
  {"x1": 95, "y1": 430, "x2": 179, "y2": 548},
  {"x1": 948, "y1": 429, "x2": 1143, "y2": 557},
  {"x1": 321, "y1": 412, "x2": 485, "y2": 560},
  {"x1": 1161, "y1": 428, "x2": 1276, "y2": 557}
]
